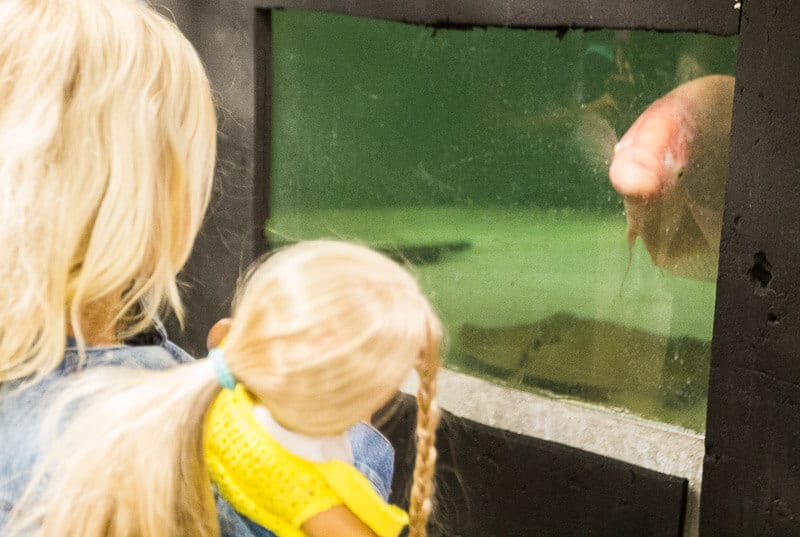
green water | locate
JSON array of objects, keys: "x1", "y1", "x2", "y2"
[{"x1": 267, "y1": 10, "x2": 738, "y2": 432}]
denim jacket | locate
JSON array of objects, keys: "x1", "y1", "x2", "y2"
[{"x1": 0, "y1": 323, "x2": 395, "y2": 537}]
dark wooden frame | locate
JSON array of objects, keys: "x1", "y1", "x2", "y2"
[
  {"x1": 252, "y1": 0, "x2": 740, "y2": 34},
  {"x1": 174, "y1": 0, "x2": 800, "y2": 534},
  {"x1": 698, "y1": 0, "x2": 800, "y2": 534}
]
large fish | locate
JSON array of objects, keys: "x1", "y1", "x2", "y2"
[
  {"x1": 609, "y1": 74, "x2": 735, "y2": 281},
  {"x1": 455, "y1": 312, "x2": 711, "y2": 426}
]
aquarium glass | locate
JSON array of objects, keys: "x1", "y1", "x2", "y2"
[{"x1": 267, "y1": 10, "x2": 738, "y2": 432}]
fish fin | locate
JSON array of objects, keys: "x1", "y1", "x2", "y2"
[
  {"x1": 656, "y1": 192, "x2": 688, "y2": 265},
  {"x1": 682, "y1": 193, "x2": 722, "y2": 250},
  {"x1": 671, "y1": 190, "x2": 721, "y2": 281},
  {"x1": 618, "y1": 228, "x2": 637, "y2": 297},
  {"x1": 574, "y1": 112, "x2": 619, "y2": 173}
]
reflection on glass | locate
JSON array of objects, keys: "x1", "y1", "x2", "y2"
[{"x1": 268, "y1": 10, "x2": 738, "y2": 431}]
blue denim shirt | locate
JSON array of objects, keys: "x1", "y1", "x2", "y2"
[{"x1": 0, "y1": 323, "x2": 395, "y2": 537}]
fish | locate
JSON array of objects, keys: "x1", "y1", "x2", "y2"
[
  {"x1": 455, "y1": 312, "x2": 711, "y2": 415},
  {"x1": 609, "y1": 74, "x2": 735, "y2": 281}
]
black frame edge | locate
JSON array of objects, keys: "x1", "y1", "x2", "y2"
[{"x1": 252, "y1": 0, "x2": 739, "y2": 36}]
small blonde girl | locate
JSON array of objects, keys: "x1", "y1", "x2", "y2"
[{"x1": 9, "y1": 241, "x2": 442, "y2": 537}]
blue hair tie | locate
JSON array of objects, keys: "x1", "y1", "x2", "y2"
[{"x1": 209, "y1": 348, "x2": 236, "y2": 390}]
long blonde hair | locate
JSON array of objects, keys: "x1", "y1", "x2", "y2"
[
  {"x1": 0, "y1": 0, "x2": 217, "y2": 383},
  {"x1": 9, "y1": 241, "x2": 442, "y2": 537}
]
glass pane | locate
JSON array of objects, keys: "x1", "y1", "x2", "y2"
[{"x1": 268, "y1": 10, "x2": 738, "y2": 432}]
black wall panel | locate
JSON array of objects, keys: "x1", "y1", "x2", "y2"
[
  {"x1": 378, "y1": 394, "x2": 687, "y2": 537},
  {"x1": 700, "y1": 0, "x2": 800, "y2": 534}
]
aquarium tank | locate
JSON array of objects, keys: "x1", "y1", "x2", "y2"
[{"x1": 266, "y1": 9, "x2": 738, "y2": 432}]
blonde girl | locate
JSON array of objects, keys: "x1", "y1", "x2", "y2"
[
  {"x1": 0, "y1": 0, "x2": 225, "y2": 530},
  {"x1": 0, "y1": 0, "x2": 216, "y2": 383},
  {"x1": 0, "y1": 1, "x2": 438, "y2": 535},
  {"x1": 8, "y1": 240, "x2": 442, "y2": 537}
]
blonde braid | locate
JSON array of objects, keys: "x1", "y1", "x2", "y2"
[{"x1": 408, "y1": 320, "x2": 441, "y2": 537}]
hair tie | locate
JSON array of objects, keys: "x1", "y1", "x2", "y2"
[{"x1": 209, "y1": 348, "x2": 236, "y2": 390}]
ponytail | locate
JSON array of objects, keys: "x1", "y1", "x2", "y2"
[{"x1": 7, "y1": 362, "x2": 221, "y2": 537}]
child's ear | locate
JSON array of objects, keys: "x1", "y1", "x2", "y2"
[{"x1": 207, "y1": 318, "x2": 232, "y2": 351}]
